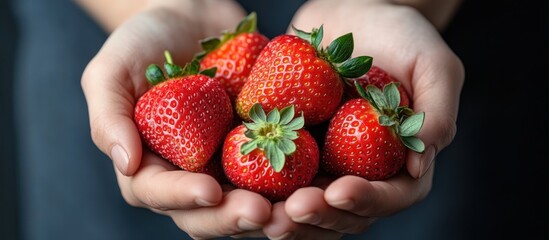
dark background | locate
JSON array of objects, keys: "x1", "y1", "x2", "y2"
[
  {"x1": 1, "y1": 0, "x2": 547, "y2": 239},
  {"x1": 443, "y1": 1, "x2": 548, "y2": 237},
  {"x1": 1, "y1": 0, "x2": 19, "y2": 238}
]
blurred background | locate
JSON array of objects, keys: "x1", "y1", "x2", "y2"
[{"x1": 1, "y1": 0, "x2": 547, "y2": 239}]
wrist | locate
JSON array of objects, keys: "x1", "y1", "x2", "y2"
[
  {"x1": 147, "y1": 0, "x2": 245, "y2": 38},
  {"x1": 389, "y1": 0, "x2": 463, "y2": 30}
]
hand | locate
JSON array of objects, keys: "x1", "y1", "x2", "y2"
[
  {"x1": 263, "y1": 0, "x2": 465, "y2": 239},
  {"x1": 81, "y1": 1, "x2": 272, "y2": 238},
  {"x1": 116, "y1": 149, "x2": 272, "y2": 239}
]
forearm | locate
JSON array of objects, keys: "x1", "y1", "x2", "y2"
[
  {"x1": 75, "y1": 0, "x2": 245, "y2": 34},
  {"x1": 305, "y1": 0, "x2": 462, "y2": 31},
  {"x1": 75, "y1": 0, "x2": 147, "y2": 32},
  {"x1": 391, "y1": 0, "x2": 462, "y2": 30}
]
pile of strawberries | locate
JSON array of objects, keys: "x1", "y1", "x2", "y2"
[{"x1": 134, "y1": 13, "x2": 425, "y2": 202}]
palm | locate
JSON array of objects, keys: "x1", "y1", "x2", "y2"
[{"x1": 262, "y1": 1, "x2": 464, "y2": 238}]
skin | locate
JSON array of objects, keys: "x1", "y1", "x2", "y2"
[
  {"x1": 79, "y1": 0, "x2": 464, "y2": 239},
  {"x1": 261, "y1": 1, "x2": 464, "y2": 238}
]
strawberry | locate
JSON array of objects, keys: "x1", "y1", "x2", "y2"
[
  {"x1": 321, "y1": 82, "x2": 425, "y2": 180},
  {"x1": 197, "y1": 150, "x2": 228, "y2": 184},
  {"x1": 345, "y1": 65, "x2": 410, "y2": 107},
  {"x1": 222, "y1": 104, "x2": 319, "y2": 202},
  {"x1": 134, "y1": 51, "x2": 233, "y2": 172},
  {"x1": 236, "y1": 25, "x2": 373, "y2": 126},
  {"x1": 197, "y1": 12, "x2": 270, "y2": 102}
]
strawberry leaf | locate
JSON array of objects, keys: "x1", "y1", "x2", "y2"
[
  {"x1": 312, "y1": 25, "x2": 324, "y2": 51},
  {"x1": 145, "y1": 64, "x2": 166, "y2": 86},
  {"x1": 244, "y1": 129, "x2": 256, "y2": 139},
  {"x1": 399, "y1": 112, "x2": 425, "y2": 137},
  {"x1": 292, "y1": 25, "x2": 312, "y2": 43},
  {"x1": 277, "y1": 138, "x2": 297, "y2": 155},
  {"x1": 241, "y1": 138, "x2": 259, "y2": 155},
  {"x1": 282, "y1": 130, "x2": 299, "y2": 140},
  {"x1": 367, "y1": 85, "x2": 388, "y2": 111},
  {"x1": 181, "y1": 59, "x2": 200, "y2": 76},
  {"x1": 249, "y1": 103, "x2": 267, "y2": 123},
  {"x1": 241, "y1": 104, "x2": 304, "y2": 172},
  {"x1": 236, "y1": 11, "x2": 258, "y2": 34},
  {"x1": 384, "y1": 83, "x2": 400, "y2": 110},
  {"x1": 327, "y1": 33, "x2": 353, "y2": 64},
  {"x1": 267, "y1": 108, "x2": 281, "y2": 123},
  {"x1": 243, "y1": 122, "x2": 262, "y2": 131},
  {"x1": 200, "y1": 38, "x2": 221, "y2": 53},
  {"x1": 199, "y1": 67, "x2": 217, "y2": 78},
  {"x1": 279, "y1": 105, "x2": 295, "y2": 125},
  {"x1": 379, "y1": 115, "x2": 397, "y2": 127},
  {"x1": 164, "y1": 62, "x2": 184, "y2": 78},
  {"x1": 397, "y1": 106, "x2": 415, "y2": 118},
  {"x1": 337, "y1": 56, "x2": 373, "y2": 78},
  {"x1": 354, "y1": 81, "x2": 372, "y2": 102},
  {"x1": 266, "y1": 142, "x2": 285, "y2": 172},
  {"x1": 284, "y1": 114, "x2": 304, "y2": 131},
  {"x1": 401, "y1": 136, "x2": 425, "y2": 153},
  {"x1": 292, "y1": 25, "x2": 323, "y2": 50}
]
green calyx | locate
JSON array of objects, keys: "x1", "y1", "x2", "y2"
[
  {"x1": 292, "y1": 25, "x2": 373, "y2": 79},
  {"x1": 240, "y1": 103, "x2": 305, "y2": 172},
  {"x1": 145, "y1": 50, "x2": 216, "y2": 86},
  {"x1": 195, "y1": 12, "x2": 258, "y2": 60},
  {"x1": 355, "y1": 81, "x2": 426, "y2": 153}
]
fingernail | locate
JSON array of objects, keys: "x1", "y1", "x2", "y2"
[
  {"x1": 237, "y1": 218, "x2": 262, "y2": 231},
  {"x1": 268, "y1": 232, "x2": 295, "y2": 240},
  {"x1": 195, "y1": 198, "x2": 216, "y2": 207},
  {"x1": 330, "y1": 199, "x2": 355, "y2": 210},
  {"x1": 418, "y1": 145, "x2": 436, "y2": 179},
  {"x1": 111, "y1": 144, "x2": 129, "y2": 175},
  {"x1": 291, "y1": 213, "x2": 321, "y2": 224}
]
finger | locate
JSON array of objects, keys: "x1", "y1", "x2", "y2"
[
  {"x1": 324, "y1": 174, "x2": 433, "y2": 217},
  {"x1": 170, "y1": 189, "x2": 272, "y2": 239},
  {"x1": 115, "y1": 150, "x2": 223, "y2": 211},
  {"x1": 264, "y1": 202, "x2": 343, "y2": 240},
  {"x1": 406, "y1": 48, "x2": 465, "y2": 179},
  {"x1": 82, "y1": 56, "x2": 145, "y2": 176},
  {"x1": 230, "y1": 230, "x2": 265, "y2": 239},
  {"x1": 285, "y1": 187, "x2": 377, "y2": 234}
]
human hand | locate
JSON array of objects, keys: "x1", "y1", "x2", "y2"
[
  {"x1": 81, "y1": 1, "x2": 273, "y2": 238},
  {"x1": 262, "y1": 0, "x2": 465, "y2": 239}
]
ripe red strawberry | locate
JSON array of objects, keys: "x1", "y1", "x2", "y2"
[
  {"x1": 134, "y1": 51, "x2": 233, "y2": 172},
  {"x1": 222, "y1": 104, "x2": 319, "y2": 202},
  {"x1": 345, "y1": 66, "x2": 410, "y2": 107},
  {"x1": 198, "y1": 12, "x2": 269, "y2": 102},
  {"x1": 236, "y1": 25, "x2": 373, "y2": 126},
  {"x1": 197, "y1": 150, "x2": 228, "y2": 184},
  {"x1": 322, "y1": 82, "x2": 425, "y2": 180}
]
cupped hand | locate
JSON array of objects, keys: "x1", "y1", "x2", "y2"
[
  {"x1": 116, "y1": 149, "x2": 271, "y2": 239},
  {"x1": 81, "y1": 1, "x2": 273, "y2": 238},
  {"x1": 263, "y1": 0, "x2": 465, "y2": 238}
]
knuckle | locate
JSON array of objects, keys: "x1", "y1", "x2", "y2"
[
  {"x1": 132, "y1": 178, "x2": 169, "y2": 211},
  {"x1": 141, "y1": 190, "x2": 167, "y2": 211},
  {"x1": 89, "y1": 116, "x2": 106, "y2": 150},
  {"x1": 440, "y1": 117, "x2": 457, "y2": 149},
  {"x1": 119, "y1": 186, "x2": 142, "y2": 208}
]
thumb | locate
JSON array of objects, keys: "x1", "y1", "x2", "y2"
[
  {"x1": 81, "y1": 56, "x2": 144, "y2": 176},
  {"x1": 406, "y1": 51, "x2": 465, "y2": 179}
]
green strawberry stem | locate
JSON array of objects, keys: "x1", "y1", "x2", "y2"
[
  {"x1": 240, "y1": 103, "x2": 305, "y2": 172},
  {"x1": 354, "y1": 81, "x2": 426, "y2": 153},
  {"x1": 145, "y1": 50, "x2": 217, "y2": 86},
  {"x1": 292, "y1": 25, "x2": 373, "y2": 79},
  {"x1": 195, "y1": 12, "x2": 258, "y2": 60}
]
